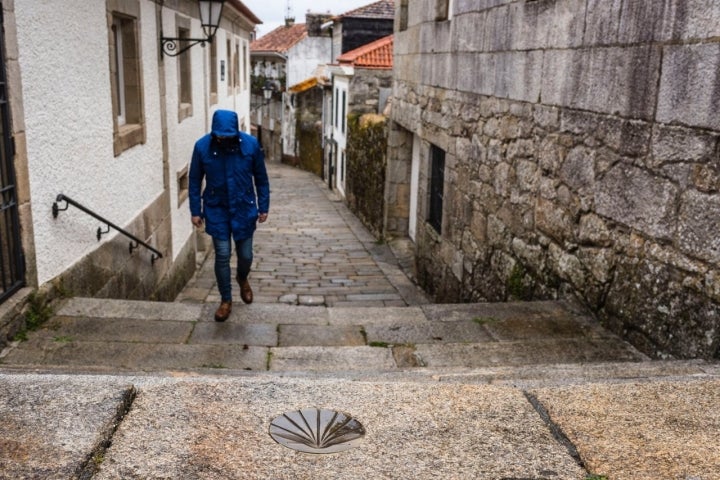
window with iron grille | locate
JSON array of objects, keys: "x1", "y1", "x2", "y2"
[
  {"x1": 0, "y1": 6, "x2": 25, "y2": 303},
  {"x1": 429, "y1": 144, "x2": 444, "y2": 234}
]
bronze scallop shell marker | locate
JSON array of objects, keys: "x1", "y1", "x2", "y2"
[{"x1": 269, "y1": 408, "x2": 366, "y2": 454}]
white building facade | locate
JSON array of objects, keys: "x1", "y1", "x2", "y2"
[{"x1": 0, "y1": 0, "x2": 260, "y2": 341}]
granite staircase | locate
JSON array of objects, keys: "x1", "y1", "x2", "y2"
[
  {"x1": 1, "y1": 296, "x2": 712, "y2": 384},
  {"x1": 1, "y1": 297, "x2": 718, "y2": 479}
]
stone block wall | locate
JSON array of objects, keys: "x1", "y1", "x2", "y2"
[
  {"x1": 343, "y1": 68, "x2": 394, "y2": 235},
  {"x1": 294, "y1": 87, "x2": 324, "y2": 176},
  {"x1": 346, "y1": 114, "x2": 388, "y2": 237},
  {"x1": 388, "y1": 0, "x2": 720, "y2": 358}
]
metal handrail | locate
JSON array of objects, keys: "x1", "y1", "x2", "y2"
[{"x1": 52, "y1": 193, "x2": 163, "y2": 265}]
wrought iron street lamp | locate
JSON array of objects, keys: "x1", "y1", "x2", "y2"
[
  {"x1": 251, "y1": 80, "x2": 275, "y2": 112},
  {"x1": 161, "y1": 0, "x2": 225, "y2": 57},
  {"x1": 263, "y1": 80, "x2": 274, "y2": 102}
]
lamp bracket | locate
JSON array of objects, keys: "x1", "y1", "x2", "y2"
[{"x1": 161, "y1": 36, "x2": 211, "y2": 57}]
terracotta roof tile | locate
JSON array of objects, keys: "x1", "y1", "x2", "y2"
[
  {"x1": 340, "y1": 0, "x2": 395, "y2": 19},
  {"x1": 337, "y1": 35, "x2": 393, "y2": 69},
  {"x1": 250, "y1": 23, "x2": 307, "y2": 53}
]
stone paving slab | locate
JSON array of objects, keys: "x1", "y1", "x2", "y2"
[
  {"x1": 278, "y1": 324, "x2": 366, "y2": 347},
  {"x1": 482, "y1": 315, "x2": 611, "y2": 341},
  {"x1": 422, "y1": 301, "x2": 580, "y2": 323},
  {"x1": 58, "y1": 297, "x2": 202, "y2": 322},
  {"x1": 269, "y1": 346, "x2": 396, "y2": 372},
  {"x1": 328, "y1": 306, "x2": 428, "y2": 325},
  {"x1": 189, "y1": 322, "x2": 277, "y2": 347},
  {"x1": 3, "y1": 341, "x2": 268, "y2": 372},
  {"x1": 32, "y1": 316, "x2": 194, "y2": 344},
  {"x1": 532, "y1": 379, "x2": 720, "y2": 479},
  {"x1": 365, "y1": 320, "x2": 494, "y2": 345},
  {"x1": 415, "y1": 337, "x2": 646, "y2": 368},
  {"x1": 94, "y1": 376, "x2": 585, "y2": 479},
  {"x1": 199, "y1": 303, "x2": 329, "y2": 325},
  {"x1": 0, "y1": 374, "x2": 134, "y2": 479}
]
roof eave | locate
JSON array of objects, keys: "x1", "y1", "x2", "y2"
[
  {"x1": 250, "y1": 51, "x2": 288, "y2": 61},
  {"x1": 226, "y1": 0, "x2": 262, "y2": 25}
]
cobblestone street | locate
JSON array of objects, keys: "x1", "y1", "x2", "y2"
[{"x1": 176, "y1": 162, "x2": 428, "y2": 308}]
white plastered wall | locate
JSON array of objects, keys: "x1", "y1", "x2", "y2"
[
  {"x1": 213, "y1": 33, "x2": 251, "y2": 131},
  {"x1": 169, "y1": 21, "x2": 254, "y2": 259},
  {"x1": 15, "y1": 0, "x2": 164, "y2": 286},
  {"x1": 163, "y1": 6, "x2": 208, "y2": 262}
]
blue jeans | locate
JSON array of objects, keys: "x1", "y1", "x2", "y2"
[{"x1": 213, "y1": 236, "x2": 253, "y2": 302}]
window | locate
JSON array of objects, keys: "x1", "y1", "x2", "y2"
[
  {"x1": 177, "y1": 165, "x2": 189, "y2": 207},
  {"x1": 210, "y1": 38, "x2": 218, "y2": 104},
  {"x1": 107, "y1": 0, "x2": 145, "y2": 156},
  {"x1": 429, "y1": 144, "x2": 445, "y2": 234},
  {"x1": 436, "y1": 0, "x2": 452, "y2": 21},
  {"x1": 226, "y1": 39, "x2": 232, "y2": 95},
  {"x1": 341, "y1": 150, "x2": 345, "y2": 182},
  {"x1": 399, "y1": 0, "x2": 409, "y2": 31},
  {"x1": 233, "y1": 41, "x2": 239, "y2": 91},
  {"x1": 243, "y1": 43, "x2": 248, "y2": 90},
  {"x1": 112, "y1": 17, "x2": 126, "y2": 126},
  {"x1": 176, "y1": 16, "x2": 193, "y2": 121},
  {"x1": 341, "y1": 90, "x2": 346, "y2": 134},
  {"x1": 334, "y1": 88, "x2": 339, "y2": 128}
]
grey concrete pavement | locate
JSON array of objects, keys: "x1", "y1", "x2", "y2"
[{"x1": 2, "y1": 373, "x2": 719, "y2": 479}]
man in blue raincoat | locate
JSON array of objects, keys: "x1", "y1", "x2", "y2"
[{"x1": 189, "y1": 110, "x2": 270, "y2": 322}]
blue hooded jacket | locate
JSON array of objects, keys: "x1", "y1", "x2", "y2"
[{"x1": 188, "y1": 110, "x2": 270, "y2": 241}]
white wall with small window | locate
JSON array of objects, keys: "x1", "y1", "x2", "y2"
[
  {"x1": 13, "y1": 0, "x2": 164, "y2": 285},
  {"x1": 161, "y1": 6, "x2": 208, "y2": 261},
  {"x1": 10, "y1": 0, "x2": 259, "y2": 291}
]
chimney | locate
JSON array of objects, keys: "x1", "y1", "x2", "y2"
[{"x1": 306, "y1": 13, "x2": 333, "y2": 37}]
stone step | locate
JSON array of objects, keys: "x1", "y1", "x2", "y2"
[
  {"x1": 0, "y1": 297, "x2": 653, "y2": 376},
  {"x1": 3, "y1": 296, "x2": 717, "y2": 479},
  {"x1": 4, "y1": 367, "x2": 718, "y2": 480},
  {"x1": 54, "y1": 296, "x2": 597, "y2": 326}
]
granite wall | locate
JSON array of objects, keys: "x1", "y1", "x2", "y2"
[{"x1": 388, "y1": 0, "x2": 720, "y2": 359}]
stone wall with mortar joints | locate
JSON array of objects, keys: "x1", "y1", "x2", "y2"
[
  {"x1": 389, "y1": 0, "x2": 720, "y2": 358},
  {"x1": 294, "y1": 88, "x2": 324, "y2": 176},
  {"x1": 346, "y1": 115, "x2": 388, "y2": 238},
  {"x1": 342, "y1": 69, "x2": 394, "y2": 236}
]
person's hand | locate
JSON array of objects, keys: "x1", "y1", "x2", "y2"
[
  {"x1": 191, "y1": 216, "x2": 204, "y2": 228},
  {"x1": 258, "y1": 213, "x2": 268, "y2": 223}
]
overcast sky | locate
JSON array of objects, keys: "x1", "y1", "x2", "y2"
[{"x1": 248, "y1": 0, "x2": 376, "y2": 37}]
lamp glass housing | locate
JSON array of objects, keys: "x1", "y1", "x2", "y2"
[
  {"x1": 199, "y1": 0, "x2": 225, "y2": 39},
  {"x1": 263, "y1": 80, "x2": 274, "y2": 101}
]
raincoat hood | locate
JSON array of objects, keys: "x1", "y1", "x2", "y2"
[{"x1": 211, "y1": 109, "x2": 240, "y2": 138}]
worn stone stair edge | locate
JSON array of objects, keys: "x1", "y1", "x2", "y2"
[
  {"x1": 2, "y1": 359, "x2": 716, "y2": 385},
  {"x1": 57, "y1": 296, "x2": 595, "y2": 320}
]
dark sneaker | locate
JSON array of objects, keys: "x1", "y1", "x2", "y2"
[
  {"x1": 214, "y1": 301, "x2": 232, "y2": 322},
  {"x1": 239, "y1": 278, "x2": 253, "y2": 304}
]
